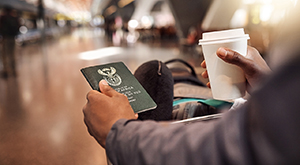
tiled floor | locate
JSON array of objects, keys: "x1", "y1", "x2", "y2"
[{"x1": 0, "y1": 27, "x2": 205, "y2": 165}]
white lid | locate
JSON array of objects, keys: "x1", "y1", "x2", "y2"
[{"x1": 198, "y1": 28, "x2": 250, "y2": 45}]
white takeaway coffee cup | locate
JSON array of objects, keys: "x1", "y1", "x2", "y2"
[{"x1": 198, "y1": 28, "x2": 250, "y2": 101}]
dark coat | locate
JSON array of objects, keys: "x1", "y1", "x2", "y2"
[{"x1": 106, "y1": 55, "x2": 300, "y2": 165}]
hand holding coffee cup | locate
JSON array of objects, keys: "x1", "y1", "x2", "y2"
[
  {"x1": 201, "y1": 46, "x2": 271, "y2": 93},
  {"x1": 199, "y1": 28, "x2": 250, "y2": 101}
]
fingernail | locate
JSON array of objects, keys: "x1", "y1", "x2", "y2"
[
  {"x1": 101, "y1": 80, "x2": 108, "y2": 85},
  {"x1": 218, "y1": 47, "x2": 227, "y2": 58}
]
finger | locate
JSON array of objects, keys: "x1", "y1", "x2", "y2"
[
  {"x1": 201, "y1": 70, "x2": 208, "y2": 79},
  {"x1": 201, "y1": 60, "x2": 206, "y2": 68},
  {"x1": 99, "y1": 80, "x2": 118, "y2": 97},
  {"x1": 206, "y1": 82, "x2": 211, "y2": 88},
  {"x1": 84, "y1": 118, "x2": 95, "y2": 137},
  {"x1": 135, "y1": 113, "x2": 138, "y2": 119},
  {"x1": 216, "y1": 47, "x2": 250, "y2": 68},
  {"x1": 86, "y1": 90, "x2": 99, "y2": 102}
]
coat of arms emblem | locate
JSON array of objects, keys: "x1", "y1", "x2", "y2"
[{"x1": 98, "y1": 67, "x2": 122, "y2": 86}]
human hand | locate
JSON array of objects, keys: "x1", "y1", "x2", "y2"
[
  {"x1": 201, "y1": 46, "x2": 271, "y2": 91},
  {"x1": 83, "y1": 80, "x2": 138, "y2": 148}
]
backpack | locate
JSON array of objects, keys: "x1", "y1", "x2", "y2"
[{"x1": 164, "y1": 59, "x2": 232, "y2": 122}]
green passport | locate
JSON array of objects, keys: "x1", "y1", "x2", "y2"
[{"x1": 80, "y1": 62, "x2": 157, "y2": 113}]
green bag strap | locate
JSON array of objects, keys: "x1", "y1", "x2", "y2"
[{"x1": 173, "y1": 98, "x2": 233, "y2": 109}]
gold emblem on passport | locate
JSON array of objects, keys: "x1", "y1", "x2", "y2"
[{"x1": 97, "y1": 67, "x2": 122, "y2": 86}]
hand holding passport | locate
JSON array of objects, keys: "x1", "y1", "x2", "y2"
[
  {"x1": 81, "y1": 62, "x2": 157, "y2": 113},
  {"x1": 82, "y1": 77, "x2": 138, "y2": 148}
]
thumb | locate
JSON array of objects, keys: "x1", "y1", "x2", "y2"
[
  {"x1": 216, "y1": 47, "x2": 251, "y2": 69},
  {"x1": 99, "y1": 80, "x2": 118, "y2": 97}
]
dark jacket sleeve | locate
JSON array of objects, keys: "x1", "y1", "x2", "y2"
[
  {"x1": 106, "y1": 109, "x2": 253, "y2": 165},
  {"x1": 106, "y1": 56, "x2": 300, "y2": 165}
]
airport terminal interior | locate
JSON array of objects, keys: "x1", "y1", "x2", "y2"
[{"x1": 0, "y1": 0, "x2": 298, "y2": 164}]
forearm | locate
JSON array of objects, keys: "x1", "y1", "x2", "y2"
[
  {"x1": 105, "y1": 109, "x2": 252, "y2": 165},
  {"x1": 106, "y1": 119, "x2": 209, "y2": 165}
]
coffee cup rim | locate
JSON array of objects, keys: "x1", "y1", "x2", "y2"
[{"x1": 198, "y1": 35, "x2": 250, "y2": 45}]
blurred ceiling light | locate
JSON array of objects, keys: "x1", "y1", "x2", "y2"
[
  {"x1": 79, "y1": 47, "x2": 123, "y2": 60},
  {"x1": 291, "y1": 0, "x2": 298, "y2": 6},
  {"x1": 57, "y1": 20, "x2": 66, "y2": 27},
  {"x1": 25, "y1": 0, "x2": 38, "y2": 5},
  {"x1": 128, "y1": 19, "x2": 139, "y2": 29},
  {"x1": 243, "y1": 0, "x2": 256, "y2": 4},
  {"x1": 69, "y1": 11, "x2": 92, "y2": 23},
  {"x1": 251, "y1": 5, "x2": 261, "y2": 24},
  {"x1": 260, "y1": 5, "x2": 273, "y2": 22},
  {"x1": 230, "y1": 8, "x2": 248, "y2": 28},
  {"x1": 126, "y1": 33, "x2": 137, "y2": 43},
  {"x1": 25, "y1": 0, "x2": 93, "y2": 17},
  {"x1": 141, "y1": 16, "x2": 154, "y2": 28},
  {"x1": 243, "y1": 0, "x2": 273, "y2": 4},
  {"x1": 260, "y1": 0, "x2": 273, "y2": 4},
  {"x1": 91, "y1": 15, "x2": 104, "y2": 27},
  {"x1": 55, "y1": 13, "x2": 69, "y2": 20},
  {"x1": 240, "y1": 0, "x2": 298, "y2": 26},
  {"x1": 19, "y1": 26, "x2": 28, "y2": 34}
]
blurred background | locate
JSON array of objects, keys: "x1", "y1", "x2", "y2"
[{"x1": 0, "y1": 0, "x2": 298, "y2": 164}]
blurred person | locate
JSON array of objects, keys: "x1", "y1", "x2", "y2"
[
  {"x1": 82, "y1": 2, "x2": 300, "y2": 165},
  {"x1": 186, "y1": 26, "x2": 198, "y2": 46},
  {"x1": 0, "y1": 6, "x2": 20, "y2": 78}
]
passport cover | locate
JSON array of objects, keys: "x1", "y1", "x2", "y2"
[{"x1": 80, "y1": 62, "x2": 157, "y2": 113}]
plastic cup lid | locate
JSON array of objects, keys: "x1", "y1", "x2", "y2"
[{"x1": 198, "y1": 28, "x2": 250, "y2": 45}]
